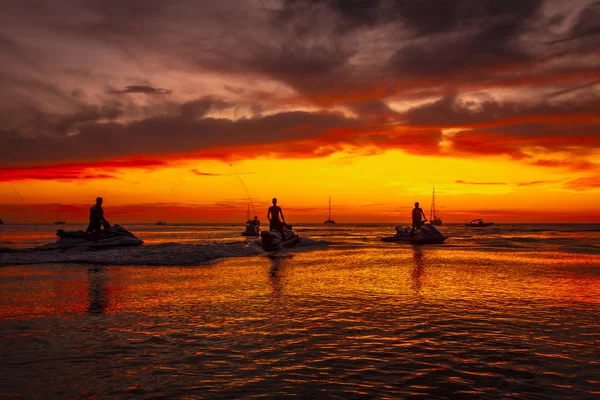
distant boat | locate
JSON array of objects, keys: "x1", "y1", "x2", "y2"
[
  {"x1": 465, "y1": 219, "x2": 495, "y2": 227},
  {"x1": 324, "y1": 196, "x2": 336, "y2": 224},
  {"x1": 156, "y1": 220, "x2": 167, "y2": 225},
  {"x1": 430, "y1": 187, "x2": 442, "y2": 226},
  {"x1": 242, "y1": 203, "x2": 260, "y2": 236},
  {"x1": 54, "y1": 212, "x2": 66, "y2": 225},
  {"x1": 0, "y1": 218, "x2": 4, "y2": 224}
]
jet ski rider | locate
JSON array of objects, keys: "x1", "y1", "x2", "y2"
[
  {"x1": 85, "y1": 197, "x2": 111, "y2": 233},
  {"x1": 267, "y1": 198, "x2": 286, "y2": 236},
  {"x1": 410, "y1": 201, "x2": 427, "y2": 236}
]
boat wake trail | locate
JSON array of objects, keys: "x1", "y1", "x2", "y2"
[
  {"x1": 0, "y1": 242, "x2": 266, "y2": 267},
  {"x1": 289, "y1": 236, "x2": 328, "y2": 252},
  {"x1": 0, "y1": 236, "x2": 330, "y2": 267}
]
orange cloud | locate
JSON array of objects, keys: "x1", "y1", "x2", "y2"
[{"x1": 0, "y1": 159, "x2": 167, "y2": 182}]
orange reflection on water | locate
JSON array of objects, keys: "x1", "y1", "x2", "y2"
[{"x1": 1, "y1": 245, "x2": 599, "y2": 322}]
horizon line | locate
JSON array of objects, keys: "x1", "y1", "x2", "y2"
[{"x1": 2, "y1": 222, "x2": 599, "y2": 225}]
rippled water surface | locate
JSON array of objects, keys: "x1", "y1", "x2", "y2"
[{"x1": 1, "y1": 224, "x2": 599, "y2": 398}]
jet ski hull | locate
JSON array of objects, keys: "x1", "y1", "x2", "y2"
[
  {"x1": 381, "y1": 224, "x2": 447, "y2": 245},
  {"x1": 53, "y1": 224, "x2": 143, "y2": 249},
  {"x1": 260, "y1": 225, "x2": 299, "y2": 252},
  {"x1": 241, "y1": 223, "x2": 260, "y2": 236},
  {"x1": 465, "y1": 223, "x2": 495, "y2": 227}
]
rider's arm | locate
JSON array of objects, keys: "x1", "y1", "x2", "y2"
[
  {"x1": 267, "y1": 209, "x2": 271, "y2": 221},
  {"x1": 280, "y1": 209, "x2": 285, "y2": 222}
]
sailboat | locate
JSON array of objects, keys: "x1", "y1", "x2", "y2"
[
  {"x1": 430, "y1": 187, "x2": 442, "y2": 226},
  {"x1": 324, "y1": 196, "x2": 336, "y2": 224},
  {"x1": 54, "y1": 212, "x2": 66, "y2": 225}
]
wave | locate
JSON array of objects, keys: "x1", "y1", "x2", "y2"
[
  {"x1": 558, "y1": 246, "x2": 600, "y2": 255},
  {"x1": 288, "y1": 237, "x2": 328, "y2": 252},
  {"x1": 0, "y1": 236, "x2": 328, "y2": 267},
  {"x1": 0, "y1": 242, "x2": 264, "y2": 267}
]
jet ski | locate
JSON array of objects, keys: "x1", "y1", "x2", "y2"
[
  {"x1": 260, "y1": 224, "x2": 300, "y2": 252},
  {"x1": 381, "y1": 223, "x2": 447, "y2": 245},
  {"x1": 52, "y1": 224, "x2": 143, "y2": 249},
  {"x1": 465, "y1": 218, "x2": 495, "y2": 227},
  {"x1": 241, "y1": 221, "x2": 260, "y2": 236}
]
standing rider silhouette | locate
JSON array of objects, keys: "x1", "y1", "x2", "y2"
[
  {"x1": 85, "y1": 197, "x2": 111, "y2": 233},
  {"x1": 410, "y1": 201, "x2": 427, "y2": 236},
  {"x1": 267, "y1": 198, "x2": 286, "y2": 236}
]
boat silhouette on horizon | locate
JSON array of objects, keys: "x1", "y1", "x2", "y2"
[
  {"x1": 465, "y1": 218, "x2": 495, "y2": 227},
  {"x1": 324, "y1": 196, "x2": 336, "y2": 224},
  {"x1": 242, "y1": 203, "x2": 260, "y2": 236},
  {"x1": 430, "y1": 187, "x2": 442, "y2": 226}
]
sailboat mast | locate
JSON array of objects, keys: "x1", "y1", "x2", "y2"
[{"x1": 431, "y1": 187, "x2": 435, "y2": 220}]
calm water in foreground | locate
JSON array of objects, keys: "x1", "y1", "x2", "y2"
[{"x1": 1, "y1": 223, "x2": 599, "y2": 399}]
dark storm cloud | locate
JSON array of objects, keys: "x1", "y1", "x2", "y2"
[
  {"x1": 180, "y1": 97, "x2": 231, "y2": 120},
  {"x1": 546, "y1": 80, "x2": 600, "y2": 99},
  {"x1": 401, "y1": 94, "x2": 600, "y2": 158},
  {"x1": 0, "y1": 0, "x2": 599, "y2": 170},
  {"x1": 0, "y1": 107, "x2": 364, "y2": 166},
  {"x1": 404, "y1": 95, "x2": 600, "y2": 131},
  {"x1": 109, "y1": 85, "x2": 173, "y2": 95},
  {"x1": 0, "y1": 99, "x2": 125, "y2": 137},
  {"x1": 345, "y1": 100, "x2": 399, "y2": 120},
  {"x1": 390, "y1": 0, "x2": 543, "y2": 76},
  {"x1": 393, "y1": 0, "x2": 543, "y2": 35},
  {"x1": 550, "y1": 0, "x2": 600, "y2": 43},
  {"x1": 280, "y1": 0, "x2": 383, "y2": 30},
  {"x1": 280, "y1": 0, "x2": 546, "y2": 81}
]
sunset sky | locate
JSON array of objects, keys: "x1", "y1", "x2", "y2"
[{"x1": 1, "y1": 0, "x2": 599, "y2": 223}]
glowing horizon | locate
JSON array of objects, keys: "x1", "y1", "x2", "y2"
[{"x1": 2, "y1": 150, "x2": 599, "y2": 224}]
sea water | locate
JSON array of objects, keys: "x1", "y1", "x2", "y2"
[{"x1": 1, "y1": 223, "x2": 599, "y2": 398}]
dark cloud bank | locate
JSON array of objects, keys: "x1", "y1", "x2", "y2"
[{"x1": 0, "y1": 0, "x2": 598, "y2": 176}]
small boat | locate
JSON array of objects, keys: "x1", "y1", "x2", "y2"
[
  {"x1": 465, "y1": 219, "x2": 495, "y2": 227},
  {"x1": 54, "y1": 212, "x2": 66, "y2": 224},
  {"x1": 261, "y1": 224, "x2": 300, "y2": 251},
  {"x1": 324, "y1": 196, "x2": 336, "y2": 224},
  {"x1": 40, "y1": 224, "x2": 144, "y2": 249},
  {"x1": 156, "y1": 220, "x2": 167, "y2": 225},
  {"x1": 381, "y1": 223, "x2": 447, "y2": 245},
  {"x1": 241, "y1": 203, "x2": 260, "y2": 236},
  {"x1": 0, "y1": 218, "x2": 4, "y2": 224},
  {"x1": 242, "y1": 220, "x2": 260, "y2": 236},
  {"x1": 430, "y1": 187, "x2": 442, "y2": 226}
]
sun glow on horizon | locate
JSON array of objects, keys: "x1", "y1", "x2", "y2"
[{"x1": 2, "y1": 149, "x2": 598, "y2": 223}]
